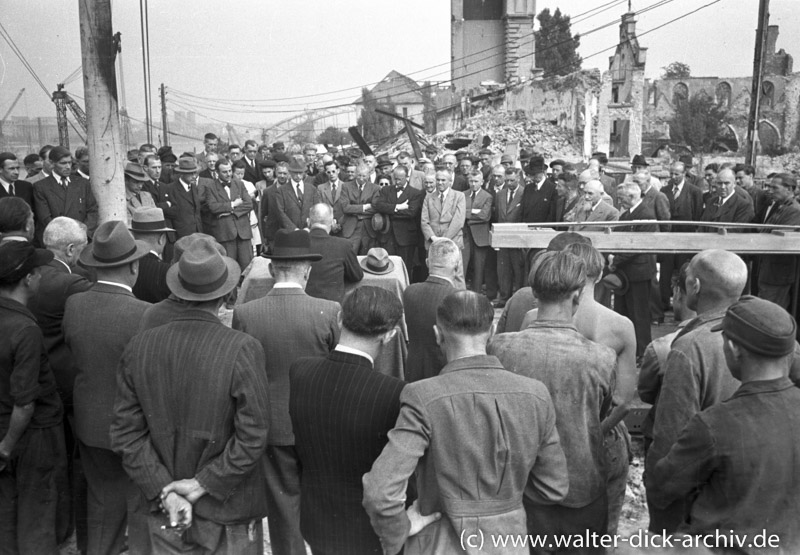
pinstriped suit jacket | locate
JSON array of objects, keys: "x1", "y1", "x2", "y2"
[
  {"x1": 232, "y1": 287, "x2": 340, "y2": 445},
  {"x1": 290, "y1": 350, "x2": 405, "y2": 553}
]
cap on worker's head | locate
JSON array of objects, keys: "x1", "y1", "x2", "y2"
[
  {"x1": 547, "y1": 232, "x2": 591, "y2": 252},
  {"x1": 711, "y1": 295, "x2": 797, "y2": 357}
]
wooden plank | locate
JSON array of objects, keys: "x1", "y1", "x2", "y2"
[{"x1": 495, "y1": 220, "x2": 800, "y2": 231}]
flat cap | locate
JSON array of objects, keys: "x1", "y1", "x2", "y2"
[{"x1": 711, "y1": 295, "x2": 797, "y2": 357}]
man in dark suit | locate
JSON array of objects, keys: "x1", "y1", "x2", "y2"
[
  {"x1": 111, "y1": 236, "x2": 271, "y2": 553},
  {"x1": 496, "y1": 168, "x2": 526, "y2": 307},
  {"x1": 242, "y1": 140, "x2": 261, "y2": 184},
  {"x1": 233, "y1": 230, "x2": 340, "y2": 555},
  {"x1": 758, "y1": 173, "x2": 800, "y2": 309},
  {"x1": 290, "y1": 286, "x2": 405, "y2": 554},
  {"x1": 611, "y1": 183, "x2": 659, "y2": 357},
  {"x1": 259, "y1": 160, "x2": 282, "y2": 252},
  {"x1": 306, "y1": 203, "x2": 363, "y2": 304},
  {"x1": 403, "y1": 238, "x2": 460, "y2": 383},
  {"x1": 63, "y1": 220, "x2": 150, "y2": 555},
  {"x1": 0, "y1": 152, "x2": 34, "y2": 209},
  {"x1": 463, "y1": 170, "x2": 493, "y2": 295},
  {"x1": 33, "y1": 146, "x2": 98, "y2": 240},
  {"x1": 130, "y1": 207, "x2": 173, "y2": 303},
  {"x1": 736, "y1": 163, "x2": 770, "y2": 221},
  {"x1": 276, "y1": 160, "x2": 321, "y2": 232},
  {"x1": 340, "y1": 163, "x2": 379, "y2": 254},
  {"x1": 521, "y1": 156, "x2": 558, "y2": 224},
  {"x1": 197, "y1": 152, "x2": 219, "y2": 181},
  {"x1": 204, "y1": 159, "x2": 253, "y2": 272},
  {"x1": 372, "y1": 165, "x2": 424, "y2": 275},
  {"x1": 699, "y1": 168, "x2": 755, "y2": 231},
  {"x1": 161, "y1": 157, "x2": 205, "y2": 239}
]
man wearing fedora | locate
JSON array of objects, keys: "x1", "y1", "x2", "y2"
[
  {"x1": 130, "y1": 207, "x2": 174, "y2": 303},
  {"x1": 111, "y1": 235, "x2": 270, "y2": 554},
  {"x1": 204, "y1": 158, "x2": 254, "y2": 272},
  {"x1": 63, "y1": 220, "x2": 151, "y2": 555},
  {"x1": 233, "y1": 229, "x2": 340, "y2": 555},
  {"x1": 520, "y1": 155, "x2": 558, "y2": 225},
  {"x1": 124, "y1": 161, "x2": 156, "y2": 225},
  {"x1": 340, "y1": 163, "x2": 379, "y2": 255},
  {"x1": 161, "y1": 157, "x2": 205, "y2": 240},
  {"x1": 276, "y1": 160, "x2": 321, "y2": 232}
]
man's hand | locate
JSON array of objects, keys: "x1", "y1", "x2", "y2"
[
  {"x1": 162, "y1": 491, "x2": 193, "y2": 531},
  {"x1": 406, "y1": 500, "x2": 441, "y2": 536},
  {"x1": 396, "y1": 202, "x2": 409, "y2": 211},
  {"x1": 161, "y1": 478, "x2": 207, "y2": 504},
  {"x1": 364, "y1": 203, "x2": 373, "y2": 212},
  {"x1": 232, "y1": 198, "x2": 243, "y2": 208}
]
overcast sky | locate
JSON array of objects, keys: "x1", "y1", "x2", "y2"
[{"x1": 1, "y1": 0, "x2": 798, "y2": 129}]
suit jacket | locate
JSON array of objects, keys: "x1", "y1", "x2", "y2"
[
  {"x1": 276, "y1": 180, "x2": 321, "y2": 231},
  {"x1": 420, "y1": 188, "x2": 466, "y2": 249},
  {"x1": 408, "y1": 169, "x2": 426, "y2": 191},
  {"x1": 232, "y1": 288, "x2": 340, "y2": 445},
  {"x1": 111, "y1": 309, "x2": 271, "y2": 525},
  {"x1": 599, "y1": 173, "x2": 617, "y2": 200},
  {"x1": 573, "y1": 200, "x2": 619, "y2": 231},
  {"x1": 373, "y1": 184, "x2": 424, "y2": 247},
  {"x1": 142, "y1": 178, "x2": 169, "y2": 207},
  {"x1": 0, "y1": 179, "x2": 34, "y2": 208},
  {"x1": 746, "y1": 186, "x2": 771, "y2": 224},
  {"x1": 27, "y1": 259, "x2": 92, "y2": 405},
  {"x1": 759, "y1": 199, "x2": 800, "y2": 285},
  {"x1": 162, "y1": 178, "x2": 204, "y2": 238},
  {"x1": 306, "y1": 228, "x2": 364, "y2": 304},
  {"x1": 699, "y1": 192, "x2": 755, "y2": 232},
  {"x1": 33, "y1": 175, "x2": 98, "y2": 237},
  {"x1": 289, "y1": 350, "x2": 405, "y2": 553},
  {"x1": 615, "y1": 201, "x2": 658, "y2": 282},
  {"x1": 317, "y1": 180, "x2": 345, "y2": 225},
  {"x1": 242, "y1": 157, "x2": 260, "y2": 184},
  {"x1": 521, "y1": 178, "x2": 558, "y2": 223},
  {"x1": 452, "y1": 174, "x2": 469, "y2": 192},
  {"x1": 125, "y1": 189, "x2": 156, "y2": 224},
  {"x1": 363, "y1": 355, "x2": 569, "y2": 555},
  {"x1": 259, "y1": 182, "x2": 281, "y2": 245},
  {"x1": 642, "y1": 186, "x2": 671, "y2": 229},
  {"x1": 340, "y1": 180, "x2": 379, "y2": 239},
  {"x1": 495, "y1": 186, "x2": 525, "y2": 224},
  {"x1": 204, "y1": 178, "x2": 253, "y2": 242},
  {"x1": 662, "y1": 180, "x2": 704, "y2": 232},
  {"x1": 64, "y1": 282, "x2": 149, "y2": 449},
  {"x1": 464, "y1": 188, "x2": 493, "y2": 247},
  {"x1": 133, "y1": 252, "x2": 171, "y2": 303},
  {"x1": 403, "y1": 276, "x2": 454, "y2": 383}
]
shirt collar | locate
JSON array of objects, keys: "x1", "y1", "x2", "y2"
[
  {"x1": 149, "y1": 250, "x2": 161, "y2": 260},
  {"x1": 273, "y1": 282, "x2": 303, "y2": 289},
  {"x1": 0, "y1": 177, "x2": 10, "y2": 192},
  {"x1": 721, "y1": 190, "x2": 736, "y2": 204},
  {"x1": 179, "y1": 178, "x2": 191, "y2": 190},
  {"x1": 96, "y1": 280, "x2": 133, "y2": 293},
  {"x1": 334, "y1": 344, "x2": 374, "y2": 366},
  {"x1": 428, "y1": 272, "x2": 454, "y2": 286},
  {"x1": 77, "y1": 169, "x2": 90, "y2": 179},
  {"x1": 439, "y1": 354, "x2": 504, "y2": 375},
  {"x1": 629, "y1": 198, "x2": 643, "y2": 212},
  {"x1": 54, "y1": 258, "x2": 72, "y2": 273},
  {"x1": 732, "y1": 377, "x2": 795, "y2": 399}
]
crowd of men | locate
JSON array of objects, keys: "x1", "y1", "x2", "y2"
[{"x1": 2, "y1": 134, "x2": 800, "y2": 555}]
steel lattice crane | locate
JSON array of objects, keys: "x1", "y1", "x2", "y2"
[{"x1": 53, "y1": 83, "x2": 87, "y2": 150}]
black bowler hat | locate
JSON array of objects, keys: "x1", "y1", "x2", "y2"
[
  {"x1": 630, "y1": 154, "x2": 649, "y2": 167},
  {"x1": 262, "y1": 230, "x2": 322, "y2": 261}
]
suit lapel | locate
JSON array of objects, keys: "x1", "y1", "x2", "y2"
[{"x1": 64, "y1": 179, "x2": 80, "y2": 214}]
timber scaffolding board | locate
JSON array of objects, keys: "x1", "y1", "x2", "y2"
[{"x1": 491, "y1": 221, "x2": 800, "y2": 254}]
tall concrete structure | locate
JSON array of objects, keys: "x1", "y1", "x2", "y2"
[{"x1": 451, "y1": 0, "x2": 536, "y2": 91}]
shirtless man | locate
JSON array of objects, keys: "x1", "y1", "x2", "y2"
[{"x1": 520, "y1": 241, "x2": 637, "y2": 535}]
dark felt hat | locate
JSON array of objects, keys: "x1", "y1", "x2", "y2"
[
  {"x1": 711, "y1": 295, "x2": 797, "y2": 357},
  {"x1": 371, "y1": 213, "x2": 391, "y2": 234},
  {"x1": 166, "y1": 235, "x2": 240, "y2": 302},
  {"x1": 0, "y1": 242, "x2": 53, "y2": 282},
  {"x1": 259, "y1": 158, "x2": 277, "y2": 170},
  {"x1": 527, "y1": 156, "x2": 547, "y2": 175},
  {"x1": 376, "y1": 155, "x2": 393, "y2": 168},
  {"x1": 360, "y1": 248, "x2": 394, "y2": 275},
  {"x1": 79, "y1": 220, "x2": 149, "y2": 268},
  {"x1": 173, "y1": 157, "x2": 199, "y2": 174},
  {"x1": 601, "y1": 270, "x2": 629, "y2": 296},
  {"x1": 549, "y1": 159, "x2": 566, "y2": 169},
  {"x1": 262, "y1": 229, "x2": 322, "y2": 261},
  {"x1": 630, "y1": 154, "x2": 649, "y2": 167},
  {"x1": 287, "y1": 159, "x2": 306, "y2": 173}
]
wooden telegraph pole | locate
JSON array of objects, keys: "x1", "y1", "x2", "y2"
[
  {"x1": 160, "y1": 83, "x2": 169, "y2": 146},
  {"x1": 745, "y1": 0, "x2": 770, "y2": 166},
  {"x1": 78, "y1": 0, "x2": 126, "y2": 223}
]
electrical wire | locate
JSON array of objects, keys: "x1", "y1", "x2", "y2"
[{"x1": 0, "y1": 22, "x2": 50, "y2": 97}]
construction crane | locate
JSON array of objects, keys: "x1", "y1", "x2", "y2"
[
  {"x1": 53, "y1": 83, "x2": 87, "y2": 150},
  {"x1": 0, "y1": 88, "x2": 25, "y2": 148}
]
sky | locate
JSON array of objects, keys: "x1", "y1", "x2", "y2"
[{"x1": 1, "y1": 0, "x2": 798, "y2": 131}]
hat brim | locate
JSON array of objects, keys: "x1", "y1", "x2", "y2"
[
  {"x1": 360, "y1": 258, "x2": 394, "y2": 275},
  {"x1": 710, "y1": 322, "x2": 724, "y2": 332},
  {"x1": 78, "y1": 240, "x2": 150, "y2": 268},
  {"x1": 262, "y1": 252, "x2": 323, "y2": 261},
  {"x1": 166, "y1": 255, "x2": 240, "y2": 302},
  {"x1": 173, "y1": 168, "x2": 198, "y2": 173},
  {"x1": 130, "y1": 225, "x2": 175, "y2": 234},
  {"x1": 601, "y1": 271, "x2": 629, "y2": 296}
]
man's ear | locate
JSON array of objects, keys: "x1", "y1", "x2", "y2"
[
  {"x1": 380, "y1": 328, "x2": 397, "y2": 345},
  {"x1": 268, "y1": 262, "x2": 275, "y2": 279},
  {"x1": 433, "y1": 324, "x2": 443, "y2": 349},
  {"x1": 336, "y1": 310, "x2": 343, "y2": 330}
]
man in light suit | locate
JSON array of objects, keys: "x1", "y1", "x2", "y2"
[
  {"x1": 463, "y1": 170, "x2": 493, "y2": 295},
  {"x1": 340, "y1": 163, "x2": 378, "y2": 254},
  {"x1": 573, "y1": 180, "x2": 620, "y2": 231},
  {"x1": 317, "y1": 160, "x2": 345, "y2": 235},
  {"x1": 276, "y1": 160, "x2": 321, "y2": 232},
  {"x1": 420, "y1": 170, "x2": 466, "y2": 251},
  {"x1": 306, "y1": 203, "x2": 363, "y2": 304},
  {"x1": 364, "y1": 291, "x2": 569, "y2": 555},
  {"x1": 63, "y1": 221, "x2": 150, "y2": 555},
  {"x1": 204, "y1": 159, "x2": 253, "y2": 271},
  {"x1": 290, "y1": 286, "x2": 405, "y2": 554},
  {"x1": 397, "y1": 151, "x2": 425, "y2": 190},
  {"x1": 372, "y1": 165, "x2": 424, "y2": 275},
  {"x1": 33, "y1": 146, "x2": 98, "y2": 240},
  {"x1": 233, "y1": 230, "x2": 340, "y2": 555},
  {"x1": 495, "y1": 168, "x2": 525, "y2": 307}
]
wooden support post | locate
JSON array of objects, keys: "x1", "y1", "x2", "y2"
[{"x1": 78, "y1": 0, "x2": 126, "y2": 223}]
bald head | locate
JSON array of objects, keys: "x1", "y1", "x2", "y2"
[
  {"x1": 583, "y1": 180, "x2": 603, "y2": 195},
  {"x1": 687, "y1": 249, "x2": 747, "y2": 310},
  {"x1": 308, "y1": 202, "x2": 334, "y2": 231}
]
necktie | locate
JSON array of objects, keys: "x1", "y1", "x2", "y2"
[
  {"x1": 331, "y1": 183, "x2": 336, "y2": 197},
  {"x1": 471, "y1": 191, "x2": 476, "y2": 203},
  {"x1": 507, "y1": 190, "x2": 513, "y2": 206},
  {"x1": 673, "y1": 185, "x2": 680, "y2": 200},
  {"x1": 61, "y1": 177, "x2": 68, "y2": 190},
  {"x1": 8, "y1": 183, "x2": 14, "y2": 197},
  {"x1": 296, "y1": 184, "x2": 303, "y2": 204}
]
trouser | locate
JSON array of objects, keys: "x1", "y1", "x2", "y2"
[
  {"x1": 346, "y1": 221, "x2": 373, "y2": 255},
  {"x1": 525, "y1": 493, "x2": 608, "y2": 554},
  {"x1": 264, "y1": 445, "x2": 305, "y2": 555},
  {"x1": 79, "y1": 442, "x2": 148, "y2": 555},
  {"x1": 498, "y1": 248, "x2": 524, "y2": 301},
  {"x1": 146, "y1": 514, "x2": 263, "y2": 554},
  {"x1": 484, "y1": 248, "x2": 499, "y2": 299},
  {"x1": 220, "y1": 238, "x2": 254, "y2": 273},
  {"x1": 758, "y1": 282, "x2": 792, "y2": 311},
  {"x1": 463, "y1": 235, "x2": 489, "y2": 295},
  {"x1": 614, "y1": 280, "x2": 653, "y2": 357},
  {"x1": 59, "y1": 412, "x2": 88, "y2": 552},
  {"x1": 0, "y1": 425, "x2": 66, "y2": 555},
  {"x1": 605, "y1": 422, "x2": 631, "y2": 535}
]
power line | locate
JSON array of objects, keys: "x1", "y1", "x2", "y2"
[{"x1": 0, "y1": 21, "x2": 50, "y2": 97}]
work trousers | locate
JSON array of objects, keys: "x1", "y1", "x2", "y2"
[
  {"x1": 614, "y1": 280, "x2": 653, "y2": 357},
  {"x1": 525, "y1": 493, "x2": 608, "y2": 555},
  {"x1": 605, "y1": 422, "x2": 631, "y2": 535},
  {"x1": 264, "y1": 445, "x2": 305, "y2": 555},
  {"x1": 220, "y1": 238, "x2": 254, "y2": 273},
  {"x1": 497, "y1": 248, "x2": 524, "y2": 301},
  {"x1": 0, "y1": 425, "x2": 66, "y2": 555},
  {"x1": 484, "y1": 248, "x2": 499, "y2": 299}
]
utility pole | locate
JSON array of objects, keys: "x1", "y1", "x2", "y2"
[
  {"x1": 78, "y1": 0, "x2": 126, "y2": 223},
  {"x1": 745, "y1": 0, "x2": 770, "y2": 166},
  {"x1": 160, "y1": 83, "x2": 169, "y2": 146}
]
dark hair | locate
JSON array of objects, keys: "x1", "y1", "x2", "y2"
[
  {"x1": 504, "y1": 167, "x2": 518, "y2": 176},
  {"x1": 231, "y1": 159, "x2": 247, "y2": 171},
  {"x1": 143, "y1": 154, "x2": 159, "y2": 167},
  {"x1": 0, "y1": 197, "x2": 32, "y2": 233},
  {"x1": 204, "y1": 133, "x2": 218, "y2": 141},
  {"x1": 734, "y1": 164, "x2": 755, "y2": 176},
  {"x1": 773, "y1": 173, "x2": 798, "y2": 190},
  {"x1": 547, "y1": 231, "x2": 591, "y2": 252},
  {"x1": 75, "y1": 146, "x2": 89, "y2": 159},
  {"x1": 216, "y1": 158, "x2": 232, "y2": 169},
  {"x1": 342, "y1": 286, "x2": 403, "y2": 337},
  {"x1": 244, "y1": 139, "x2": 257, "y2": 149},
  {"x1": 23, "y1": 154, "x2": 40, "y2": 166},
  {"x1": 49, "y1": 146, "x2": 71, "y2": 163},
  {"x1": 324, "y1": 160, "x2": 339, "y2": 170},
  {"x1": 563, "y1": 242, "x2": 604, "y2": 280},
  {"x1": 0, "y1": 152, "x2": 17, "y2": 168},
  {"x1": 228, "y1": 144, "x2": 241, "y2": 152},
  {"x1": 675, "y1": 261, "x2": 690, "y2": 293},
  {"x1": 139, "y1": 143, "x2": 156, "y2": 153},
  {"x1": 377, "y1": 175, "x2": 393, "y2": 186},
  {"x1": 38, "y1": 145, "x2": 54, "y2": 159},
  {"x1": 704, "y1": 163, "x2": 719, "y2": 173},
  {"x1": 436, "y1": 290, "x2": 494, "y2": 335},
  {"x1": 531, "y1": 251, "x2": 586, "y2": 302}
]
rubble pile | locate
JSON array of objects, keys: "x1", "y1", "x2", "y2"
[
  {"x1": 765, "y1": 152, "x2": 800, "y2": 174},
  {"x1": 454, "y1": 109, "x2": 583, "y2": 159}
]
